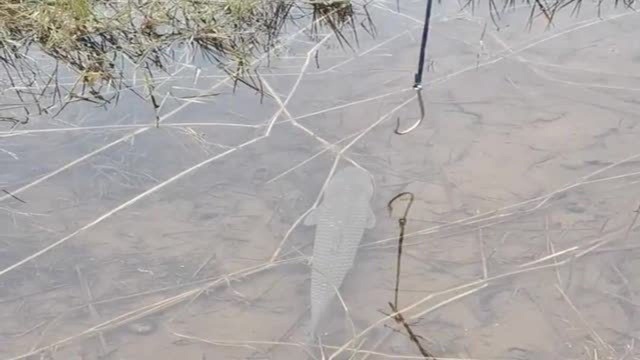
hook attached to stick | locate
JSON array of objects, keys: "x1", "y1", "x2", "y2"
[
  {"x1": 394, "y1": 85, "x2": 425, "y2": 135},
  {"x1": 393, "y1": 0, "x2": 434, "y2": 135},
  {"x1": 387, "y1": 191, "x2": 414, "y2": 225}
]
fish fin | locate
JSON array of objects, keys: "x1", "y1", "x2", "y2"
[
  {"x1": 366, "y1": 207, "x2": 376, "y2": 228},
  {"x1": 304, "y1": 208, "x2": 318, "y2": 226}
]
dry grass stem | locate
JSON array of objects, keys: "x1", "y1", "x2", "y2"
[{"x1": 555, "y1": 284, "x2": 614, "y2": 355}]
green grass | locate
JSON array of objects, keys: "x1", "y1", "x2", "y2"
[
  {"x1": 0, "y1": 0, "x2": 632, "y2": 124},
  {"x1": 0, "y1": 0, "x2": 372, "y2": 120}
]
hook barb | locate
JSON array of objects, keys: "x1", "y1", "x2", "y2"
[{"x1": 394, "y1": 86, "x2": 425, "y2": 135}]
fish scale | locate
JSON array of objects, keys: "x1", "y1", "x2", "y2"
[{"x1": 304, "y1": 166, "x2": 376, "y2": 336}]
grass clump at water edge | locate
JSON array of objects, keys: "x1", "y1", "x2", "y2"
[{"x1": 0, "y1": 0, "x2": 371, "y2": 124}]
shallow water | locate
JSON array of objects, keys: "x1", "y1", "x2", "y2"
[{"x1": 1, "y1": 1, "x2": 640, "y2": 359}]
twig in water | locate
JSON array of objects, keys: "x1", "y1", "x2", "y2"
[
  {"x1": 555, "y1": 284, "x2": 613, "y2": 355},
  {"x1": 576, "y1": 201, "x2": 640, "y2": 258},
  {"x1": 387, "y1": 302, "x2": 437, "y2": 359},
  {"x1": 143, "y1": 68, "x2": 161, "y2": 128},
  {"x1": 75, "y1": 266, "x2": 109, "y2": 356},
  {"x1": 476, "y1": 226, "x2": 488, "y2": 279},
  {"x1": 192, "y1": 252, "x2": 217, "y2": 279},
  {"x1": 545, "y1": 214, "x2": 564, "y2": 288},
  {"x1": 2, "y1": 189, "x2": 26, "y2": 203}
]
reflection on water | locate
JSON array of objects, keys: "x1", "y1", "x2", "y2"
[{"x1": 2, "y1": 1, "x2": 640, "y2": 360}]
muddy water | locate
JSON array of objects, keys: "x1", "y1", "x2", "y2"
[{"x1": 1, "y1": 1, "x2": 640, "y2": 359}]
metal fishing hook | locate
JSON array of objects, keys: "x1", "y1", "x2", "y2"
[
  {"x1": 394, "y1": 86, "x2": 425, "y2": 135},
  {"x1": 393, "y1": 0, "x2": 433, "y2": 135},
  {"x1": 387, "y1": 191, "x2": 415, "y2": 226}
]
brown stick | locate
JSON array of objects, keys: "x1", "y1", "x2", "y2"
[{"x1": 388, "y1": 303, "x2": 437, "y2": 359}]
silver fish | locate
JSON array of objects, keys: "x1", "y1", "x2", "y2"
[{"x1": 304, "y1": 166, "x2": 376, "y2": 335}]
